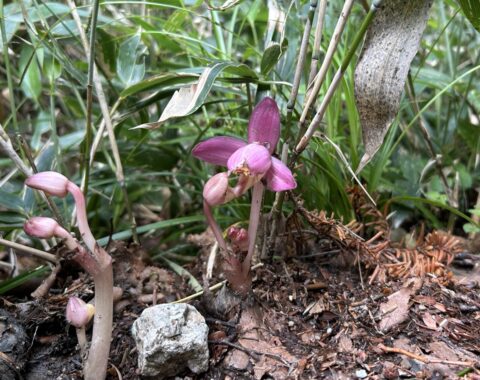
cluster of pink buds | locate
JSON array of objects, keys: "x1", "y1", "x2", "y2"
[
  {"x1": 193, "y1": 98, "x2": 296, "y2": 293},
  {"x1": 23, "y1": 171, "x2": 113, "y2": 380}
]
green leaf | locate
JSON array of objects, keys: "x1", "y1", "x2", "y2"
[
  {"x1": 97, "y1": 215, "x2": 206, "y2": 246},
  {"x1": 0, "y1": 189, "x2": 24, "y2": 211},
  {"x1": 0, "y1": 265, "x2": 50, "y2": 295},
  {"x1": 160, "y1": 257, "x2": 202, "y2": 292},
  {"x1": 117, "y1": 31, "x2": 147, "y2": 87},
  {"x1": 389, "y1": 195, "x2": 480, "y2": 227},
  {"x1": 19, "y1": 46, "x2": 42, "y2": 100},
  {"x1": 457, "y1": 0, "x2": 480, "y2": 32},
  {"x1": 463, "y1": 223, "x2": 480, "y2": 234},
  {"x1": 134, "y1": 62, "x2": 257, "y2": 129},
  {"x1": 260, "y1": 42, "x2": 282, "y2": 76},
  {"x1": 120, "y1": 72, "x2": 198, "y2": 98},
  {"x1": 205, "y1": 0, "x2": 244, "y2": 11}
]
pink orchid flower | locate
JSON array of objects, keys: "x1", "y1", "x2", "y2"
[{"x1": 192, "y1": 97, "x2": 296, "y2": 201}]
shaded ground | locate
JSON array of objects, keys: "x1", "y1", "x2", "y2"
[{"x1": 1, "y1": 231, "x2": 479, "y2": 379}]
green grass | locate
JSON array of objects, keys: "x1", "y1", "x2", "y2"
[{"x1": 0, "y1": 0, "x2": 479, "y2": 290}]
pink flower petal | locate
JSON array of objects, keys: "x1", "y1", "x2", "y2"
[
  {"x1": 264, "y1": 157, "x2": 296, "y2": 191},
  {"x1": 203, "y1": 172, "x2": 235, "y2": 206},
  {"x1": 192, "y1": 136, "x2": 246, "y2": 166},
  {"x1": 247, "y1": 97, "x2": 280, "y2": 153},
  {"x1": 227, "y1": 144, "x2": 272, "y2": 175}
]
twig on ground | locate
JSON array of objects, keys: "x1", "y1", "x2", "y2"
[
  {"x1": 172, "y1": 263, "x2": 264, "y2": 304},
  {"x1": 377, "y1": 343, "x2": 476, "y2": 367}
]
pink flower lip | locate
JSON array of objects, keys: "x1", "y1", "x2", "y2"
[
  {"x1": 66, "y1": 296, "x2": 95, "y2": 328},
  {"x1": 25, "y1": 171, "x2": 69, "y2": 197},
  {"x1": 203, "y1": 172, "x2": 235, "y2": 206},
  {"x1": 227, "y1": 144, "x2": 272, "y2": 176}
]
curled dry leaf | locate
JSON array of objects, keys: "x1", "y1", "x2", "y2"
[
  {"x1": 378, "y1": 277, "x2": 422, "y2": 332},
  {"x1": 354, "y1": 0, "x2": 433, "y2": 172}
]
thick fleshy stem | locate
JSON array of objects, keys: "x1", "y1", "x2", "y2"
[
  {"x1": 242, "y1": 182, "x2": 264, "y2": 275},
  {"x1": 203, "y1": 200, "x2": 228, "y2": 253},
  {"x1": 84, "y1": 264, "x2": 113, "y2": 380},
  {"x1": 66, "y1": 182, "x2": 97, "y2": 253}
]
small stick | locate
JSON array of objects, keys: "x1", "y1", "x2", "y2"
[
  {"x1": 0, "y1": 124, "x2": 31, "y2": 177},
  {"x1": 0, "y1": 237, "x2": 58, "y2": 263},
  {"x1": 286, "y1": 0, "x2": 317, "y2": 136},
  {"x1": 293, "y1": 1, "x2": 383, "y2": 160},
  {"x1": 299, "y1": 0, "x2": 355, "y2": 126},
  {"x1": 306, "y1": 0, "x2": 328, "y2": 97},
  {"x1": 31, "y1": 263, "x2": 61, "y2": 298},
  {"x1": 172, "y1": 263, "x2": 264, "y2": 304},
  {"x1": 377, "y1": 343, "x2": 475, "y2": 367}
]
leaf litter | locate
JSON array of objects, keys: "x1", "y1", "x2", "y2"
[{"x1": 1, "y1": 193, "x2": 480, "y2": 379}]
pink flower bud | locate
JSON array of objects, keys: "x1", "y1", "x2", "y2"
[
  {"x1": 66, "y1": 296, "x2": 95, "y2": 328},
  {"x1": 203, "y1": 172, "x2": 235, "y2": 206},
  {"x1": 227, "y1": 226, "x2": 248, "y2": 251},
  {"x1": 24, "y1": 217, "x2": 70, "y2": 240},
  {"x1": 227, "y1": 143, "x2": 272, "y2": 176},
  {"x1": 25, "y1": 171, "x2": 69, "y2": 197}
]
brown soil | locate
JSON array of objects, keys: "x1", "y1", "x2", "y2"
[{"x1": 1, "y1": 235, "x2": 479, "y2": 380}]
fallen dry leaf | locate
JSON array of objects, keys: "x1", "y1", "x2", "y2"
[
  {"x1": 422, "y1": 312, "x2": 438, "y2": 331},
  {"x1": 378, "y1": 278, "x2": 422, "y2": 332}
]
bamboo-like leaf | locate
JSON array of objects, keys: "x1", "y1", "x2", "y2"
[
  {"x1": 133, "y1": 62, "x2": 257, "y2": 129},
  {"x1": 260, "y1": 42, "x2": 282, "y2": 76},
  {"x1": 117, "y1": 31, "x2": 147, "y2": 87},
  {"x1": 354, "y1": 0, "x2": 433, "y2": 172},
  {"x1": 206, "y1": 0, "x2": 244, "y2": 11},
  {"x1": 457, "y1": 0, "x2": 480, "y2": 32}
]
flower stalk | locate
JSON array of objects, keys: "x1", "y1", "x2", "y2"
[{"x1": 25, "y1": 172, "x2": 113, "y2": 380}]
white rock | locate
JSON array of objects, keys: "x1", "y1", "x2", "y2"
[{"x1": 132, "y1": 303, "x2": 209, "y2": 378}]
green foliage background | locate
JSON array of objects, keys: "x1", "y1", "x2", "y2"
[{"x1": 0, "y1": 0, "x2": 479, "y2": 279}]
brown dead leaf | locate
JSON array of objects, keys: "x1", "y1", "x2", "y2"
[
  {"x1": 223, "y1": 307, "x2": 298, "y2": 380},
  {"x1": 378, "y1": 278, "x2": 422, "y2": 332},
  {"x1": 338, "y1": 334, "x2": 353, "y2": 353},
  {"x1": 421, "y1": 312, "x2": 438, "y2": 330},
  {"x1": 354, "y1": 0, "x2": 433, "y2": 171}
]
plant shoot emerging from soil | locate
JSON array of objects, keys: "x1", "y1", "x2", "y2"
[
  {"x1": 24, "y1": 172, "x2": 113, "y2": 380},
  {"x1": 193, "y1": 98, "x2": 296, "y2": 293}
]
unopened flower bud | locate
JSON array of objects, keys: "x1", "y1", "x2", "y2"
[
  {"x1": 66, "y1": 296, "x2": 95, "y2": 328},
  {"x1": 227, "y1": 143, "x2": 272, "y2": 176},
  {"x1": 203, "y1": 172, "x2": 235, "y2": 206},
  {"x1": 25, "y1": 171, "x2": 69, "y2": 197},
  {"x1": 228, "y1": 226, "x2": 248, "y2": 251},
  {"x1": 24, "y1": 217, "x2": 70, "y2": 240}
]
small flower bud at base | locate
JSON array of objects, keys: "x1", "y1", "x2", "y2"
[{"x1": 66, "y1": 296, "x2": 95, "y2": 328}]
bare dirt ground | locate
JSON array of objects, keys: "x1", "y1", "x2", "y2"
[{"x1": 1, "y1": 200, "x2": 480, "y2": 379}]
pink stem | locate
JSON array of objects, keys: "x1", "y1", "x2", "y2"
[
  {"x1": 67, "y1": 182, "x2": 97, "y2": 253},
  {"x1": 242, "y1": 182, "x2": 264, "y2": 275},
  {"x1": 203, "y1": 200, "x2": 228, "y2": 253},
  {"x1": 84, "y1": 263, "x2": 113, "y2": 380},
  {"x1": 64, "y1": 184, "x2": 113, "y2": 380}
]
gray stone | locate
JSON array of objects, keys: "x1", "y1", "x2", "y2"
[{"x1": 132, "y1": 303, "x2": 209, "y2": 378}]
